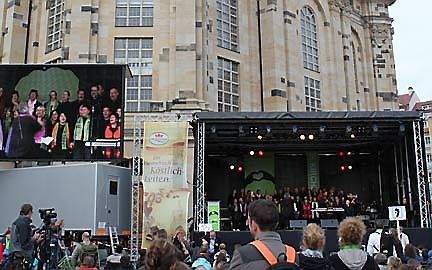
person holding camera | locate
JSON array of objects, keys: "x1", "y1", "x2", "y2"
[{"x1": 9, "y1": 204, "x2": 41, "y2": 269}]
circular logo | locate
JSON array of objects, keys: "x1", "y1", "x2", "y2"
[{"x1": 150, "y1": 132, "x2": 169, "y2": 145}]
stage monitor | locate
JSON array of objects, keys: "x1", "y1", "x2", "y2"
[
  {"x1": 320, "y1": 219, "x2": 339, "y2": 229},
  {"x1": 289, "y1": 220, "x2": 307, "y2": 229},
  {"x1": 0, "y1": 64, "x2": 129, "y2": 161}
]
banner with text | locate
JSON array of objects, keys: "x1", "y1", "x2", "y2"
[
  {"x1": 141, "y1": 122, "x2": 190, "y2": 248},
  {"x1": 208, "y1": 201, "x2": 220, "y2": 231},
  {"x1": 307, "y1": 152, "x2": 320, "y2": 189}
]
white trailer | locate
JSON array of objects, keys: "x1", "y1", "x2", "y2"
[{"x1": 0, "y1": 163, "x2": 131, "y2": 234}]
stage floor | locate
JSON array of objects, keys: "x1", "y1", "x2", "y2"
[{"x1": 194, "y1": 228, "x2": 432, "y2": 255}]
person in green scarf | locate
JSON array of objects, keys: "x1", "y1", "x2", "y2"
[
  {"x1": 71, "y1": 104, "x2": 92, "y2": 159},
  {"x1": 329, "y1": 218, "x2": 379, "y2": 270},
  {"x1": 51, "y1": 112, "x2": 72, "y2": 159},
  {"x1": 43, "y1": 90, "x2": 60, "y2": 118}
]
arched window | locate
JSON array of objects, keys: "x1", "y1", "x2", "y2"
[{"x1": 300, "y1": 6, "x2": 319, "y2": 72}]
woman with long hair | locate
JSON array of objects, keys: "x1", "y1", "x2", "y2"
[
  {"x1": 51, "y1": 112, "x2": 72, "y2": 159},
  {"x1": 298, "y1": 223, "x2": 331, "y2": 270}
]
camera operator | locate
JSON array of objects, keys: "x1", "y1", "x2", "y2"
[
  {"x1": 71, "y1": 232, "x2": 98, "y2": 268},
  {"x1": 9, "y1": 204, "x2": 41, "y2": 269}
]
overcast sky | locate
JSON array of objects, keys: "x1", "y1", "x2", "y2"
[{"x1": 390, "y1": 1, "x2": 432, "y2": 101}]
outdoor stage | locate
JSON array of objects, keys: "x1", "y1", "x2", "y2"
[
  {"x1": 194, "y1": 228, "x2": 432, "y2": 255},
  {"x1": 191, "y1": 111, "x2": 430, "y2": 229}
]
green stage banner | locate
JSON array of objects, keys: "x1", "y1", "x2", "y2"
[
  {"x1": 141, "y1": 122, "x2": 190, "y2": 248},
  {"x1": 208, "y1": 201, "x2": 220, "y2": 231},
  {"x1": 307, "y1": 152, "x2": 320, "y2": 189}
]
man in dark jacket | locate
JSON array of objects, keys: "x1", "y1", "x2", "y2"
[
  {"x1": 9, "y1": 204, "x2": 40, "y2": 268},
  {"x1": 230, "y1": 199, "x2": 296, "y2": 270},
  {"x1": 7, "y1": 103, "x2": 42, "y2": 158}
]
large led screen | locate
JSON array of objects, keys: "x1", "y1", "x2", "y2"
[{"x1": 0, "y1": 64, "x2": 128, "y2": 160}]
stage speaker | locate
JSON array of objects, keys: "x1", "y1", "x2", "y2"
[
  {"x1": 289, "y1": 220, "x2": 307, "y2": 229},
  {"x1": 321, "y1": 219, "x2": 339, "y2": 229}
]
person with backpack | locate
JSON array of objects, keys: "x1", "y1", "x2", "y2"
[
  {"x1": 329, "y1": 218, "x2": 379, "y2": 270},
  {"x1": 71, "y1": 232, "x2": 99, "y2": 268},
  {"x1": 297, "y1": 223, "x2": 332, "y2": 270},
  {"x1": 229, "y1": 199, "x2": 297, "y2": 270}
]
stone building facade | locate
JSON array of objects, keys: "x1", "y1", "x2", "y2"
[{"x1": 0, "y1": 0, "x2": 399, "y2": 156}]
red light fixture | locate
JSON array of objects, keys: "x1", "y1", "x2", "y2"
[
  {"x1": 338, "y1": 151, "x2": 345, "y2": 157},
  {"x1": 340, "y1": 165, "x2": 346, "y2": 171},
  {"x1": 258, "y1": 150, "x2": 264, "y2": 157},
  {"x1": 238, "y1": 166, "x2": 243, "y2": 172}
]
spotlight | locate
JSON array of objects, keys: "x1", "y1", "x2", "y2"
[
  {"x1": 346, "y1": 125, "x2": 353, "y2": 133},
  {"x1": 249, "y1": 150, "x2": 255, "y2": 156},
  {"x1": 250, "y1": 127, "x2": 258, "y2": 134},
  {"x1": 348, "y1": 165, "x2": 353, "y2": 170},
  {"x1": 347, "y1": 151, "x2": 352, "y2": 156},
  {"x1": 338, "y1": 151, "x2": 345, "y2": 157},
  {"x1": 340, "y1": 165, "x2": 346, "y2": 171},
  {"x1": 308, "y1": 134, "x2": 314, "y2": 140},
  {"x1": 299, "y1": 134, "x2": 306, "y2": 141},
  {"x1": 237, "y1": 166, "x2": 243, "y2": 172},
  {"x1": 229, "y1": 165, "x2": 235, "y2": 170},
  {"x1": 211, "y1": 125, "x2": 217, "y2": 134},
  {"x1": 257, "y1": 135, "x2": 263, "y2": 140},
  {"x1": 258, "y1": 150, "x2": 264, "y2": 157},
  {"x1": 292, "y1": 125, "x2": 298, "y2": 134},
  {"x1": 399, "y1": 123, "x2": 406, "y2": 133},
  {"x1": 350, "y1": 133, "x2": 356, "y2": 139}
]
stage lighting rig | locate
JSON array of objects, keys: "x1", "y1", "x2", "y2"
[
  {"x1": 257, "y1": 135, "x2": 263, "y2": 140},
  {"x1": 308, "y1": 134, "x2": 314, "y2": 140},
  {"x1": 299, "y1": 134, "x2": 306, "y2": 141},
  {"x1": 249, "y1": 150, "x2": 255, "y2": 156},
  {"x1": 229, "y1": 165, "x2": 235, "y2": 170}
]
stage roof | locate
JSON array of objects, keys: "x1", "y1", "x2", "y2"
[{"x1": 194, "y1": 111, "x2": 422, "y2": 122}]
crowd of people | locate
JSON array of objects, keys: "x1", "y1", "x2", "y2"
[
  {"x1": 1, "y1": 202, "x2": 430, "y2": 270},
  {"x1": 228, "y1": 187, "x2": 364, "y2": 230},
  {"x1": 0, "y1": 86, "x2": 122, "y2": 159}
]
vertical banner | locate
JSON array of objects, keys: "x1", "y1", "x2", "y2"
[
  {"x1": 307, "y1": 152, "x2": 320, "y2": 189},
  {"x1": 207, "y1": 201, "x2": 220, "y2": 231},
  {"x1": 141, "y1": 122, "x2": 190, "y2": 248}
]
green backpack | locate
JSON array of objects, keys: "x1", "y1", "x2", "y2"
[{"x1": 79, "y1": 243, "x2": 98, "y2": 266}]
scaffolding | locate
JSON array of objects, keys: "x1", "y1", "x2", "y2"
[
  {"x1": 194, "y1": 120, "x2": 206, "y2": 230},
  {"x1": 413, "y1": 120, "x2": 430, "y2": 228}
]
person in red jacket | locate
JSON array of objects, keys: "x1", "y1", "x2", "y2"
[
  {"x1": 104, "y1": 113, "x2": 120, "y2": 139},
  {"x1": 302, "y1": 198, "x2": 312, "y2": 220}
]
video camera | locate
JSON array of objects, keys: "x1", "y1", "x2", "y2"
[{"x1": 38, "y1": 208, "x2": 57, "y2": 226}]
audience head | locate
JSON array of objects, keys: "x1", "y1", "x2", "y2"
[
  {"x1": 62, "y1": 90, "x2": 70, "y2": 102},
  {"x1": 82, "y1": 232, "x2": 90, "y2": 242},
  {"x1": 59, "y1": 112, "x2": 67, "y2": 124},
  {"x1": 248, "y1": 199, "x2": 279, "y2": 236},
  {"x1": 29, "y1": 89, "x2": 38, "y2": 100},
  {"x1": 82, "y1": 256, "x2": 95, "y2": 267},
  {"x1": 404, "y1": 244, "x2": 418, "y2": 258},
  {"x1": 145, "y1": 239, "x2": 182, "y2": 270},
  {"x1": 209, "y1": 230, "x2": 216, "y2": 239},
  {"x1": 110, "y1": 87, "x2": 119, "y2": 101},
  {"x1": 373, "y1": 253, "x2": 387, "y2": 266},
  {"x1": 407, "y1": 259, "x2": 421, "y2": 270},
  {"x1": 302, "y1": 223, "x2": 325, "y2": 251},
  {"x1": 90, "y1": 86, "x2": 98, "y2": 99},
  {"x1": 49, "y1": 90, "x2": 57, "y2": 101},
  {"x1": 77, "y1": 89, "x2": 86, "y2": 101},
  {"x1": 387, "y1": 256, "x2": 402, "y2": 270},
  {"x1": 338, "y1": 217, "x2": 366, "y2": 246},
  {"x1": 20, "y1": 204, "x2": 33, "y2": 217},
  {"x1": 18, "y1": 102, "x2": 29, "y2": 115}
]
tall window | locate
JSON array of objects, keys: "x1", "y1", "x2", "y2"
[
  {"x1": 46, "y1": 0, "x2": 64, "y2": 52},
  {"x1": 300, "y1": 6, "x2": 319, "y2": 72},
  {"x1": 304, "y1": 76, "x2": 321, "y2": 111},
  {"x1": 216, "y1": 0, "x2": 238, "y2": 52},
  {"x1": 115, "y1": 0, "x2": 153, "y2": 27},
  {"x1": 114, "y1": 38, "x2": 153, "y2": 112},
  {"x1": 217, "y1": 57, "x2": 239, "y2": 112}
]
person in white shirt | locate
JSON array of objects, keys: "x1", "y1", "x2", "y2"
[
  {"x1": 367, "y1": 222, "x2": 384, "y2": 256},
  {"x1": 399, "y1": 227, "x2": 410, "y2": 252}
]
